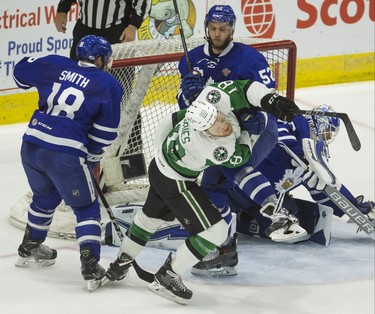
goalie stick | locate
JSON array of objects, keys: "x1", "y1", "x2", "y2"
[
  {"x1": 93, "y1": 179, "x2": 155, "y2": 284},
  {"x1": 295, "y1": 109, "x2": 361, "y2": 151},
  {"x1": 278, "y1": 141, "x2": 374, "y2": 240}
]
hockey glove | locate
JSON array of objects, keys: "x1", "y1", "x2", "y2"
[
  {"x1": 241, "y1": 110, "x2": 268, "y2": 135},
  {"x1": 261, "y1": 93, "x2": 299, "y2": 122},
  {"x1": 181, "y1": 72, "x2": 205, "y2": 104},
  {"x1": 87, "y1": 150, "x2": 104, "y2": 169},
  {"x1": 355, "y1": 195, "x2": 375, "y2": 217},
  {"x1": 87, "y1": 150, "x2": 104, "y2": 163}
]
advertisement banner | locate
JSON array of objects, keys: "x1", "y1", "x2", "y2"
[{"x1": 0, "y1": 0, "x2": 374, "y2": 92}]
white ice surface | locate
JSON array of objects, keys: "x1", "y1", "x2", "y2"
[{"x1": 0, "y1": 82, "x2": 374, "y2": 314}]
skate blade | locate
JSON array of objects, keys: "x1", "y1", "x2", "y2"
[
  {"x1": 15, "y1": 256, "x2": 56, "y2": 267},
  {"x1": 148, "y1": 281, "x2": 189, "y2": 305},
  {"x1": 88, "y1": 276, "x2": 110, "y2": 292},
  {"x1": 191, "y1": 266, "x2": 237, "y2": 277}
]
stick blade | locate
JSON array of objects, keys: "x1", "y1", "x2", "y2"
[
  {"x1": 339, "y1": 113, "x2": 361, "y2": 151},
  {"x1": 296, "y1": 110, "x2": 361, "y2": 151}
]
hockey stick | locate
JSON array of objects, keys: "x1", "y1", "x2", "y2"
[
  {"x1": 172, "y1": 0, "x2": 192, "y2": 72},
  {"x1": 278, "y1": 142, "x2": 374, "y2": 240},
  {"x1": 323, "y1": 185, "x2": 374, "y2": 239},
  {"x1": 93, "y1": 178, "x2": 155, "y2": 283},
  {"x1": 295, "y1": 109, "x2": 361, "y2": 151}
]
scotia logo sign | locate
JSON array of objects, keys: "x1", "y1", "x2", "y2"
[
  {"x1": 241, "y1": 0, "x2": 276, "y2": 38},
  {"x1": 240, "y1": 0, "x2": 374, "y2": 39}
]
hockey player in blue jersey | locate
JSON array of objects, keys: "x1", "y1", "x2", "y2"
[
  {"x1": 13, "y1": 35, "x2": 123, "y2": 290},
  {"x1": 178, "y1": 5, "x2": 276, "y2": 109},
  {"x1": 228, "y1": 105, "x2": 374, "y2": 244}
]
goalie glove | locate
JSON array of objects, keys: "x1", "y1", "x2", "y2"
[
  {"x1": 181, "y1": 72, "x2": 205, "y2": 104},
  {"x1": 261, "y1": 93, "x2": 299, "y2": 122},
  {"x1": 302, "y1": 138, "x2": 340, "y2": 191}
]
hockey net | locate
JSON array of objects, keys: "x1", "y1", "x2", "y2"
[{"x1": 9, "y1": 37, "x2": 296, "y2": 239}]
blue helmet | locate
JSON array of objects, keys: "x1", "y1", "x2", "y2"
[
  {"x1": 204, "y1": 5, "x2": 236, "y2": 29},
  {"x1": 310, "y1": 104, "x2": 341, "y2": 145},
  {"x1": 76, "y1": 35, "x2": 112, "y2": 66}
]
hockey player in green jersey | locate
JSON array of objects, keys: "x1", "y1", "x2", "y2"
[{"x1": 105, "y1": 79, "x2": 299, "y2": 304}]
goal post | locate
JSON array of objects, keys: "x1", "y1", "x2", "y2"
[{"x1": 9, "y1": 37, "x2": 297, "y2": 240}]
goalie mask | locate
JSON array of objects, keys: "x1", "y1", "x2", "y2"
[
  {"x1": 76, "y1": 35, "x2": 113, "y2": 68},
  {"x1": 309, "y1": 104, "x2": 341, "y2": 145},
  {"x1": 186, "y1": 100, "x2": 218, "y2": 131}
]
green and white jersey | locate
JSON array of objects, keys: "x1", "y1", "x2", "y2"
[
  {"x1": 195, "y1": 79, "x2": 276, "y2": 114},
  {"x1": 154, "y1": 110, "x2": 251, "y2": 181}
]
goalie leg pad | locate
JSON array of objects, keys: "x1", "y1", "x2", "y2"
[
  {"x1": 103, "y1": 204, "x2": 189, "y2": 250},
  {"x1": 309, "y1": 204, "x2": 333, "y2": 246},
  {"x1": 103, "y1": 203, "x2": 141, "y2": 246}
]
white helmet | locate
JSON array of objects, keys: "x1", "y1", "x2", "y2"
[{"x1": 186, "y1": 100, "x2": 218, "y2": 131}]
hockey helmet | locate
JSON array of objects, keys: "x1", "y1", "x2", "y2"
[
  {"x1": 204, "y1": 5, "x2": 236, "y2": 29},
  {"x1": 309, "y1": 104, "x2": 340, "y2": 144},
  {"x1": 76, "y1": 35, "x2": 113, "y2": 67},
  {"x1": 186, "y1": 100, "x2": 218, "y2": 131}
]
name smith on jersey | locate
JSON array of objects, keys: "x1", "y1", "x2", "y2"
[{"x1": 59, "y1": 70, "x2": 90, "y2": 88}]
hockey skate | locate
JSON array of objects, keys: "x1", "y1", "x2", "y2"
[
  {"x1": 261, "y1": 202, "x2": 308, "y2": 243},
  {"x1": 15, "y1": 226, "x2": 57, "y2": 267},
  {"x1": 191, "y1": 233, "x2": 238, "y2": 277},
  {"x1": 80, "y1": 247, "x2": 106, "y2": 291},
  {"x1": 106, "y1": 252, "x2": 133, "y2": 281},
  {"x1": 148, "y1": 252, "x2": 192, "y2": 305}
]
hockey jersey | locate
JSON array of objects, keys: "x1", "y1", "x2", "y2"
[
  {"x1": 154, "y1": 110, "x2": 251, "y2": 181},
  {"x1": 256, "y1": 116, "x2": 311, "y2": 188},
  {"x1": 178, "y1": 41, "x2": 276, "y2": 108},
  {"x1": 195, "y1": 79, "x2": 274, "y2": 115},
  {"x1": 13, "y1": 55, "x2": 123, "y2": 158}
]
